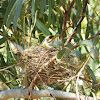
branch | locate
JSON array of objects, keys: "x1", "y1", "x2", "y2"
[
  {"x1": 76, "y1": 43, "x2": 94, "y2": 100},
  {"x1": 64, "y1": 0, "x2": 88, "y2": 46},
  {"x1": 87, "y1": 31, "x2": 100, "y2": 40},
  {"x1": 61, "y1": 0, "x2": 75, "y2": 45},
  {"x1": 76, "y1": 51, "x2": 91, "y2": 100},
  {"x1": 0, "y1": 87, "x2": 94, "y2": 100},
  {"x1": 0, "y1": 31, "x2": 11, "y2": 42},
  {"x1": 73, "y1": 31, "x2": 100, "y2": 49},
  {"x1": 0, "y1": 63, "x2": 20, "y2": 72}
]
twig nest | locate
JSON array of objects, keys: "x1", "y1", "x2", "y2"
[{"x1": 20, "y1": 46, "x2": 79, "y2": 89}]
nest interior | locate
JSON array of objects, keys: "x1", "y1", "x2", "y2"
[{"x1": 20, "y1": 45, "x2": 80, "y2": 89}]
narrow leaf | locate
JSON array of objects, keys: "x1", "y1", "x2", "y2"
[
  {"x1": 39, "y1": 0, "x2": 46, "y2": 18},
  {"x1": 6, "y1": 1, "x2": 18, "y2": 27},
  {"x1": 32, "y1": 0, "x2": 35, "y2": 23},
  {"x1": 79, "y1": 40, "x2": 93, "y2": 47},
  {"x1": 87, "y1": 65, "x2": 97, "y2": 84},
  {"x1": 36, "y1": 18, "x2": 50, "y2": 35},
  {"x1": 14, "y1": 0, "x2": 23, "y2": 31},
  {"x1": 0, "y1": 73, "x2": 11, "y2": 88},
  {"x1": 0, "y1": 37, "x2": 6, "y2": 45},
  {"x1": 57, "y1": 48, "x2": 66, "y2": 59},
  {"x1": 3, "y1": 0, "x2": 16, "y2": 25},
  {"x1": 48, "y1": 0, "x2": 52, "y2": 24},
  {"x1": 0, "y1": 53, "x2": 6, "y2": 66}
]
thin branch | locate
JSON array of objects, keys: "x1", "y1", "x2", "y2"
[
  {"x1": 73, "y1": 31, "x2": 100, "y2": 49},
  {"x1": 76, "y1": 45, "x2": 94, "y2": 100},
  {"x1": 0, "y1": 63, "x2": 20, "y2": 72},
  {"x1": 58, "y1": 75, "x2": 93, "y2": 84},
  {"x1": 87, "y1": 31, "x2": 100, "y2": 40},
  {"x1": 76, "y1": 53, "x2": 91, "y2": 100},
  {"x1": 64, "y1": 0, "x2": 88, "y2": 46},
  {"x1": 0, "y1": 87, "x2": 94, "y2": 100},
  {"x1": 61, "y1": 0, "x2": 75, "y2": 45},
  {"x1": 0, "y1": 31, "x2": 11, "y2": 42}
]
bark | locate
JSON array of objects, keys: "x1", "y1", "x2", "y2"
[{"x1": 0, "y1": 87, "x2": 94, "y2": 100}]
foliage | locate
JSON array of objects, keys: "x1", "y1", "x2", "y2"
[{"x1": 0, "y1": 0, "x2": 100, "y2": 100}]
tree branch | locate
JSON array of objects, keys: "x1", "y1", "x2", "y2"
[
  {"x1": 61, "y1": 0, "x2": 75, "y2": 45},
  {"x1": 0, "y1": 63, "x2": 20, "y2": 72},
  {"x1": 73, "y1": 31, "x2": 100, "y2": 49},
  {"x1": 64, "y1": 0, "x2": 88, "y2": 46},
  {"x1": 0, "y1": 87, "x2": 94, "y2": 100}
]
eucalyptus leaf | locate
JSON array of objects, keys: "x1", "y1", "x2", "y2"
[
  {"x1": 48, "y1": 0, "x2": 52, "y2": 24},
  {"x1": 32, "y1": 0, "x2": 35, "y2": 23},
  {"x1": 3, "y1": 0, "x2": 16, "y2": 25},
  {"x1": 36, "y1": 18, "x2": 50, "y2": 35},
  {"x1": 0, "y1": 73, "x2": 11, "y2": 88},
  {"x1": 57, "y1": 48, "x2": 66, "y2": 59},
  {"x1": 67, "y1": 43, "x2": 73, "y2": 50},
  {"x1": 14, "y1": 0, "x2": 23, "y2": 31},
  {"x1": 0, "y1": 53, "x2": 6, "y2": 66},
  {"x1": 6, "y1": 0, "x2": 18, "y2": 28},
  {"x1": 74, "y1": 50, "x2": 82, "y2": 59},
  {"x1": 0, "y1": 37, "x2": 6, "y2": 45},
  {"x1": 65, "y1": 50, "x2": 70, "y2": 63},
  {"x1": 39, "y1": 0, "x2": 46, "y2": 18},
  {"x1": 92, "y1": 46, "x2": 99, "y2": 62},
  {"x1": 87, "y1": 65, "x2": 97, "y2": 84},
  {"x1": 79, "y1": 40, "x2": 93, "y2": 47}
]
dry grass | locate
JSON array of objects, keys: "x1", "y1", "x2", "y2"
[{"x1": 20, "y1": 45, "x2": 80, "y2": 89}]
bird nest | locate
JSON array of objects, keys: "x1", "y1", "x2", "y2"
[{"x1": 20, "y1": 45, "x2": 80, "y2": 89}]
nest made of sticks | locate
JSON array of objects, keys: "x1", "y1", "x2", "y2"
[{"x1": 20, "y1": 45, "x2": 80, "y2": 89}]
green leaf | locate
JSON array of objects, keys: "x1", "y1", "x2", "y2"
[
  {"x1": 58, "y1": 15, "x2": 63, "y2": 34},
  {"x1": 74, "y1": 50, "x2": 82, "y2": 59},
  {"x1": 72, "y1": 0, "x2": 82, "y2": 32},
  {"x1": 19, "y1": 5, "x2": 25, "y2": 30},
  {"x1": 6, "y1": 41, "x2": 13, "y2": 64},
  {"x1": 87, "y1": 65, "x2": 97, "y2": 84},
  {"x1": 56, "y1": 42, "x2": 64, "y2": 47},
  {"x1": 39, "y1": 0, "x2": 46, "y2": 18},
  {"x1": 0, "y1": 8, "x2": 6, "y2": 16},
  {"x1": 0, "y1": 73, "x2": 11, "y2": 88},
  {"x1": 3, "y1": 0, "x2": 16, "y2": 25},
  {"x1": 35, "y1": 0, "x2": 38, "y2": 10},
  {"x1": 67, "y1": 43, "x2": 73, "y2": 49},
  {"x1": 0, "y1": 46, "x2": 5, "y2": 49},
  {"x1": 57, "y1": 48, "x2": 66, "y2": 59},
  {"x1": 87, "y1": 65, "x2": 98, "y2": 92},
  {"x1": 14, "y1": 0, "x2": 23, "y2": 31},
  {"x1": 0, "y1": 37, "x2": 6, "y2": 45},
  {"x1": 58, "y1": 43, "x2": 73, "y2": 62},
  {"x1": 6, "y1": 42, "x2": 18, "y2": 78},
  {"x1": 30, "y1": 11, "x2": 37, "y2": 35},
  {"x1": 48, "y1": 0, "x2": 52, "y2": 24},
  {"x1": 65, "y1": 50, "x2": 70, "y2": 63},
  {"x1": 32, "y1": 0, "x2": 35, "y2": 23},
  {"x1": 79, "y1": 40, "x2": 93, "y2": 47},
  {"x1": 75, "y1": 0, "x2": 82, "y2": 16},
  {"x1": 39, "y1": 35, "x2": 45, "y2": 43},
  {"x1": 0, "y1": 53, "x2": 6, "y2": 66},
  {"x1": 86, "y1": 21, "x2": 94, "y2": 36},
  {"x1": 85, "y1": 6, "x2": 89, "y2": 39},
  {"x1": 36, "y1": 18, "x2": 50, "y2": 35},
  {"x1": 6, "y1": 1, "x2": 18, "y2": 27},
  {"x1": 92, "y1": 46, "x2": 99, "y2": 62}
]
